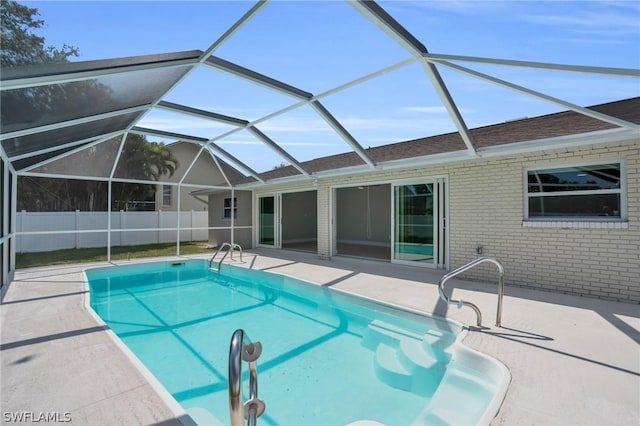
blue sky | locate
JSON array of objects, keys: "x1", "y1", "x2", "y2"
[{"x1": 23, "y1": 0, "x2": 640, "y2": 174}]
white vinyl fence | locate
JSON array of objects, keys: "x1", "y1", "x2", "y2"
[{"x1": 16, "y1": 210, "x2": 209, "y2": 253}]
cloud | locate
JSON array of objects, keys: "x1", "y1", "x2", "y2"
[
  {"x1": 384, "y1": 0, "x2": 507, "y2": 16},
  {"x1": 386, "y1": 0, "x2": 639, "y2": 39},
  {"x1": 562, "y1": 37, "x2": 630, "y2": 45},
  {"x1": 401, "y1": 106, "x2": 449, "y2": 113},
  {"x1": 520, "y1": 7, "x2": 640, "y2": 36}
]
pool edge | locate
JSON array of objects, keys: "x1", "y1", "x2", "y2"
[{"x1": 81, "y1": 268, "x2": 200, "y2": 426}]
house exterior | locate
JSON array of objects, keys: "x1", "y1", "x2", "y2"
[
  {"x1": 208, "y1": 97, "x2": 640, "y2": 303},
  {"x1": 155, "y1": 141, "x2": 222, "y2": 212}
]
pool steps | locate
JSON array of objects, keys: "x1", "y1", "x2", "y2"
[
  {"x1": 413, "y1": 363, "x2": 496, "y2": 425},
  {"x1": 362, "y1": 320, "x2": 497, "y2": 425},
  {"x1": 362, "y1": 320, "x2": 453, "y2": 397}
]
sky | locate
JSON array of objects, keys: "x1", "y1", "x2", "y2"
[{"x1": 20, "y1": 0, "x2": 640, "y2": 174}]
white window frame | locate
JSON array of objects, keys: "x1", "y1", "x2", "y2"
[
  {"x1": 223, "y1": 197, "x2": 237, "y2": 220},
  {"x1": 524, "y1": 160, "x2": 626, "y2": 222},
  {"x1": 162, "y1": 185, "x2": 172, "y2": 207}
]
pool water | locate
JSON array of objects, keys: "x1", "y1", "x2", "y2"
[{"x1": 87, "y1": 259, "x2": 506, "y2": 425}]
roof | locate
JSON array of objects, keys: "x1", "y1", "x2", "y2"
[{"x1": 239, "y1": 96, "x2": 640, "y2": 184}]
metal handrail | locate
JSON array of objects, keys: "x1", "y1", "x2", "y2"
[
  {"x1": 209, "y1": 242, "x2": 232, "y2": 269},
  {"x1": 229, "y1": 329, "x2": 265, "y2": 426},
  {"x1": 209, "y1": 242, "x2": 243, "y2": 270},
  {"x1": 231, "y1": 243, "x2": 244, "y2": 263},
  {"x1": 438, "y1": 257, "x2": 505, "y2": 327}
]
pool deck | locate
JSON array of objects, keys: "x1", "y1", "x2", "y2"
[{"x1": 1, "y1": 249, "x2": 639, "y2": 425}]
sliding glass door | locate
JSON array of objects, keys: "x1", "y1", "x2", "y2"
[
  {"x1": 258, "y1": 195, "x2": 279, "y2": 247},
  {"x1": 392, "y1": 179, "x2": 446, "y2": 267}
]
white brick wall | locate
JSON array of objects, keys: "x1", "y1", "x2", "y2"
[
  {"x1": 252, "y1": 138, "x2": 640, "y2": 303},
  {"x1": 446, "y1": 140, "x2": 639, "y2": 303}
]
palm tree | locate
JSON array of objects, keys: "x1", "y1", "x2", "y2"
[
  {"x1": 111, "y1": 134, "x2": 179, "y2": 211},
  {"x1": 114, "y1": 134, "x2": 178, "y2": 181}
]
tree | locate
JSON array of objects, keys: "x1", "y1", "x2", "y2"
[
  {"x1": 273, "y1": 162, "x2": 288, "y2": 170},
  {"x1": 0, "y1": 0, "x2": 78, "y2": 67}
]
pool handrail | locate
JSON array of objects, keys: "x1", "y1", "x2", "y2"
[
  {"x1": 437, "y1": 256, "x2": 505, "y2": 327},
  {"x1": 209, "y1": 242, "x2": 243, "y2": 270},
  {"x1": 231, "y1": 243, "x2": 244, "y2": 263},
  {"x1": 229, "y1": 329, "x2": 265, "y2": 426}
]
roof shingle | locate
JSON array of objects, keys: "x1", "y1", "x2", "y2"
[{"x1": 237, "y1": 97, "x2": 640, "y2": 183}]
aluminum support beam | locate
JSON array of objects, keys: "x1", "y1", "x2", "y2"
[
  {"x1": 157, "y1": 101, "x2": 249, "y2": 126},
  {"x1": 1, "y1": 105, "x2": 149, "y2": 141},
  {"x1": 107, "y1": 180, "x2": 112, "y2": 262},
  {"x1": 419, "y1": 60, "x2": 477, "y2": 155},
  {"x1": 350, "y1": 0, "x2": 478, "y2": 155},
  {"x1": 424, "y1": 53, "x2": 640, "y2": 78},
  {"x1": 205, "y1": 56, "x2": 313, "y2": 100},
  {"x1": 0, "y1": 51, "x2": 201, "y2": 90},
  {"x1": 310, "y1": 101, "x2": 376, "y2": 168},
  {"x1": 9, "y1": 169, "x2": 16, "y2": 271},
  {"x1": 157, "y1": 101, "x2": 311, "y2": 176},
  {"x1": 434, "y1": 60, "x2": 640, "y2": 130},
  {"x1": 17, "y1": 170, "x2": 231, "y2": 189},
  {"x1": 247, "y1": 127, "x2": 310, "y2": 176},
  {"x1": 350, "y1": 0, "x2": 427, "y2": 54},
  {"x1": 132, "y1": 127, "x2": 265, "y2": 183},
  {"x1": 200, "y1": 0, "x2": 270, "y2": 60},
  {"x1": 206, "y1": 148, "x2": 233, "y2": 187},
  {"x1": 176, "y1": 184, "x2": 181, "y2": 256},
  {"x1": 12, "y1": 132, "x2": 123, "y2": 172},
  {"x1": 2, "y1": 161, "x2": 9, "y2": 280},
  {"x1": 206, "y1": 56, "x2": 379, "y2": 167},
  {"x1": 178, "y1": 146, "x2": 210, "y2": 185},
  {"x1": 19, "y1": 133, "x2": 121, "y2": 174}
]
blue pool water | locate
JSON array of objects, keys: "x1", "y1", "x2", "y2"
[{"x1": 87, "y1": 259, "x2": 505, "y2": 425}]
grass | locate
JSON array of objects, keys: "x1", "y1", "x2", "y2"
[{"x1": 16, "y1": 241, "x2": 214, "y2": 269}]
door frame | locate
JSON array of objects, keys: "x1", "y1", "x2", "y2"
[
  {"x1": 329, "y1": 182, "x2": 392, "y2": 258},
  {"x1": 254, "y1": 189, "x2": 320, "y2": 250},
  {"x1": 390, "y1": 176, "x2": 448, "y2": 269},
  {"x1": 255, "y1": 193, "x2": 281, "y2": 249}
]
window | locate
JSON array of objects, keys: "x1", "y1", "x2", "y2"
[
  {"x1": 223, "y1": 197, "x2": 237, "y2": 219},
  {"x1": 162, "y1": 185, "x2": 172, "y2": 207},
  {"x1": 526, "y1": 162, "x2": 623, "y2": 220}
]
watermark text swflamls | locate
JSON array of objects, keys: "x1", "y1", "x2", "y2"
[{"x1": 3, "y1": 411, "x2": 71, "y2": 423}]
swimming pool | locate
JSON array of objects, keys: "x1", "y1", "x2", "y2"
[{"x1": 86, "y1": 259, "x2": 508, "y2": 425}]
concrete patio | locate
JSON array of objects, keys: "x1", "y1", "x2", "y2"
[{"x1": 1, "y1": 249, "x2": 638, "y2": 425}]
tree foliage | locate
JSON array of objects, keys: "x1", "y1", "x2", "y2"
[{"x1": 0, "y1": 0, "x2": 78, "y2": 67}]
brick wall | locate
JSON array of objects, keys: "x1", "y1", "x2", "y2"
[
  {"x1": 252, "y1": 139, "x2": 640, "y2": 303},
  {"x1": 447, "y1": 140, "x2": 639, "y2": 303}
]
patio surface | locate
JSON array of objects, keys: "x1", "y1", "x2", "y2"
[{"x1": 1, "y1": 248, "x2": 639, "y2": 425}]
